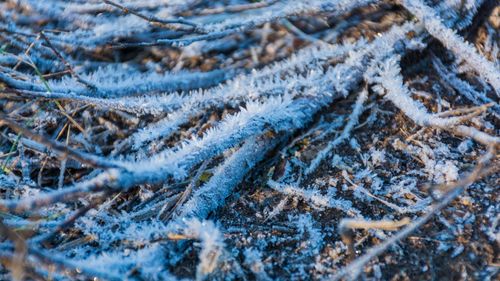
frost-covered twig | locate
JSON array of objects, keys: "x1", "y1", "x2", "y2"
[
  {"x1": 306, "y1": 89, "x2": 368, "y2": 174},
  {"x1": 1, "y1": 65, "x2": 230, "y2": 98},
  {"x1": 103, "y1": 0, "x2": 201, "y2": 32},
  {"x1": 267, "y1": 179, "x2": 361, "y2": 216},
  {"x1": 369, "y1": 55, "x2": 499, "y2": 146},
  {"x1": 170, "y1": 219, "x2": 225, "y2": 280},
  {"x1": 431, "y1": 55, "x2": 500, "y2": 119},
  {"x1": 0, "y1": 114, "x2": 119, "y2": 169},
  {"x1": 116, "y1": 0, "x2": 378, "y2": 47},
  {"x1": 39, "y1": 32, "x2": 97, "y2": 91},
  {"x1": 401, "y1": 0, "x2": 500, "y2": 93},
  {"x1": 174, "y1": 135, "x2": 279, "y2": 220}
]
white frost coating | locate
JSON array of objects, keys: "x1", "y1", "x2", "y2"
[
  {"x1": 129, "y1": 30, "x2": 386, "y2": 176},
  {"x1": 268, "y1": 180, "x2": 361, "y2": 216},
  {"x1": 126, "y1": 41, "x2": 360, "y2": 149},
  {"x1": 370, "y1": 148, "x2": 386, "y2": 166},
  {"x1": 74, "y1": 244, "x2": 178, "y2": 281},
  {"x1": 17, "y1": 0, "x2": 198, "y2": 46},
  {"x1": 198, "y1": 0, "x2": 378, "y2": 32},
  {"x1": 174, "y1": 136, "x2": 278, "y2": 220},
  {"x1": 431, "y1": 57, "x2": 500, "y2": 118},
  {"x1": 180, "y1": 219, "x2": 225, "y2": 280},
  {"x1": 2, "y1": 1, "x2": 496, "y2": 280},
  {"x1": 433, "y1": 161, "x2": 459, "y2": 184},
  {"x1": 370, "y1": 56, "x2": 500, "y2": 146},
  {"x1": 32, "y1": 66, "x2": 228, "y2": 99},
  {"x1": 129, "y1": 95, "x2": 298, "y2": 179},
  {"x1": 370, "y1": 56, "x2": 479, "y2": 127},
  {"x1": 306, "y1": 89, "x2": 368, "y2": 175},
  {"x1": 244, "y1": 248, "x2": 272, "y2": 281},
  {"x1": 293, "y1": 214, "x2": 324, "y2": 255},
  {"x1": 402, "y1": 0, "x2": 500, "y2": 93},
  {"x1": 100, "y1": 40, "x2": 358, "y2": 115}
]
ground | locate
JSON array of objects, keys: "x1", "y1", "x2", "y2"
[{"x1": 0, "y1": 1, "x2": 498, "y2": 280}]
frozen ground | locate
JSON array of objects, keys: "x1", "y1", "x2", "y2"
[{"x1": 0, "y1": 0, "x2": 498, "y2": 280}]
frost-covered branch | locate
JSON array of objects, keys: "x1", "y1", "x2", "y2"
[
  {"x1": 401, "y1": 0, "x2": 500, "y2": 92},
  {"x1": 306, "y1": 89, "x2": 368, "y2": 174},
  {"x1": 368, "y1": 55, "x2": 499, "y2": 146},
  {"x1": 267, "y1": 180, "x2": 361, "y2": 216}
]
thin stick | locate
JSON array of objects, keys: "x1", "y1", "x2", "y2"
[
  {"x1": 36, "y1": 191, "x2": 110, "y2": 245},
  {"x1": 12, "y1": 34, "x2": 40, "y2": 71},
  {"x1": 103, "y1": 0, "x2": 201, "y2": 32},
  {"x1": 39, "y1": 32, "x2": 97, "y2": 91},
  {"x1": 198, "y1": 0, "x2": 279, "y2": 15},
  {"x1": 0, "y1": 114, "x2": 120, "y2": 169},
  {"x1": 339, "y1": 217, "x2": 411, "y2": 233},
  {"x1": 160, "y1": 159, "x2": 210, "y2": 222}
]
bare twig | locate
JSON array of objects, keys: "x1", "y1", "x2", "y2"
[
  {"x1": 103, "y1": 0, "x2": 201, "y2": 32},
  {"x1": 0, "y1": 114, "x2": 120, "y2": 169},
  {"x1": 39, "y1": 32, "x2": 97, "y2": 91}
]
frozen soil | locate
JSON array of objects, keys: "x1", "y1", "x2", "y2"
[{"x1": 0, "y1": 1, "x2": 498, "y2": 280}]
